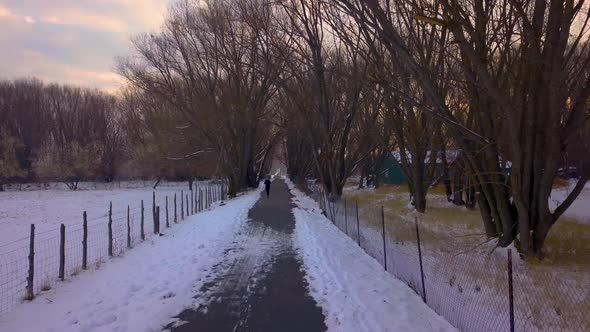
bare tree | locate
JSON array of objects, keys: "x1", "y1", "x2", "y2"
[
  {"x1": 119, "y1": 0, "x2": 285, "y2": 196},
  {"x1": 277, "y1": 0, "x2": 377, "y2": 197},
  {"x1": 335, "y1": 0, "x2": 590, "y2": 256},
  {"x1": 0, "y1": 128, "x2": 26, "y2": 190}
]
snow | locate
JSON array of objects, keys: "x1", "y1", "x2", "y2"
[
  {"x1": 549, "y1": 182, "x2": 590, "y2": 224},
  {"x1": 0, "y1": 187, "x2": 260, "y2": 332},
  {"x1": 286, "y1": 180, "x2": 457, "y2": 332},
  {"x1": 0, "y1": 181, "x2": 212, "y2": 250}
]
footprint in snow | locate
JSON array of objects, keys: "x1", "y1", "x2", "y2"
[{"x1": 161, "y1": 291, "x2": 176, "y2": 299}]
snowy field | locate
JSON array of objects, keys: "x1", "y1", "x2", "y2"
[
  {"x1": 0, "y1": 181, "x2": 223, "y2": 316},
  {"x1": 0, "y1": 181, "x2": 214, "y2": 250},
  {"x1": 287, "y1": 180, "x2": 456, "y2": 332},
  {"x1": 0, "y1": 187, "x2": 260, "y2": 331}
]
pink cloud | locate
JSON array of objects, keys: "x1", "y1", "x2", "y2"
[{"x1": 0, "y1": 1, "x2": 170, "y2": 91}]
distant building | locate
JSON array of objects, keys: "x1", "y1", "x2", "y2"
[
  {"x1": 378, "y1": 150, "x2": 512, "y2": 185},
  {"x1": 378, "y1": 150, "x2": 461, "y2": 185}
]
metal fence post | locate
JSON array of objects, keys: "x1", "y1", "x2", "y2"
[
  {"x1": 356, "y1": 202, "x2": 361, "y2": 247},
  {"x1": 198, "y1": 184, "x2": 199, "y2": 213},
  {"x1": 108, "y1": 201, "x2": 113, "y2": 257},
  {"x1": 344, "y1": 199, "x2": 348, "y2": 235},
  {"x1": 181, "y1": 190, "x2": 184, "y2": 219},
  {"x1": 508, "y1": 248, "x2": 515, "y2": 332},
  {"x1": 82, "y1": 212, "x2": 88, "y2": 269},
  {"x1": 26, "y1": 224, "x2": 35, "y2": 300},
  {"x1": 186, "y1": 194, "x2": 189, "y2": 215},
  {"x1": 328, "y1": 199, "x2": 340, "y2": 224},
  {"x1": 381, "y1": 206, "x2": 387, "y2": 271},
  {"x1": 415, "y1": 216, "x2": 426, "y2": 303},
  {"x1": 191, "y1": 190, "x2": 194, "y2": 214},
  {"x1": 174, "y1": 193, "x2": 178, "y2": 223},
  {"x1": 59, "y1": 224, "x2": 65, "y2": 280}
]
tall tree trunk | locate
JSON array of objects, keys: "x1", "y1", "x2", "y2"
[
  {"x1": 358, "y1": 165, "x2": 366, "y2": 189},
  {"x1": 477, "y1": 191, "x2": 497, "y2": 237}
]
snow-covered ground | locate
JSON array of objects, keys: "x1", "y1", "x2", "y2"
[
  {"x1": 0, "y1": 188, "x2": 260, "y2": 332},
  {"x1": 0, "y1": 181, "x2": 213, "y2": 250},
  {"x1": 550, "y1": 182, "x2": 590, "y2": 224},
  {"x1": 287, "y1": 180, "x2": 457, "y2": 332}
]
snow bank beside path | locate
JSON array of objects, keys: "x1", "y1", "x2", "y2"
[
  {"x1": 0, "y1": 188, "x2": 260, "y2": 332},
  {"x1": 287, "y1": 181, "x2": 457, "y2": 332}
]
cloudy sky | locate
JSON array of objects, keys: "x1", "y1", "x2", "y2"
[{"x1": 0, "y1": 0, "x2": 171, "y2": 93}]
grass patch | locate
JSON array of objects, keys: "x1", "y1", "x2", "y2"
[
  {"x1": 344, "y1": 184, "x2": 590, "y2": 271},
  {"x1": 342, "y1": 183, "x2": 590, "y2": 330},
  {"x1": 533, "y1": 218, "x2": 590, "y2": 268}
]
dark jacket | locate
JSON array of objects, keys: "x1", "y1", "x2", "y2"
[{"x1": 264, "y1": 179, "x2": 271, "y2": 188}]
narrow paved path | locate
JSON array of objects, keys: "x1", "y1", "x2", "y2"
[{"x1": 166, "y1": 180, "x2": 326, "y2": 332}]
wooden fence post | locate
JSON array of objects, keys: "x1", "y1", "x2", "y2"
[
  {"x1": 59, "y1": 224, "x2": 65, "y2": 280},
  {"x1": 26, "y1": 224, "x2": 35, "y2": 300},
  {"x1": 356, "y1": 202, "x2": 361, "y2": 247},
  {"x1": 508, "y1": 249, "x2": 515, "y2": 332},
  {"x1": 166, "y1": 196, "x2": 169, "y2": 228},
  {"x1": 82, "y1": 212, "x2": 88, "y2": 270},
  {"x1": 108, "y1": 201, "x2": 113, "y2": 257},
  {"x1": 152, "y1": 191, "x2": 156, "y2": 225},
  {"x1": 186, "y1": 194, "x2": 189, "y2": 216},
  {"x1": 174, "y1": 193, "x2": 177, "y2": 223},
  {"x1": 154, "y1": 206, "x2": 160, "y2": 234},
  {"x1": 181, "y1": 190, "x2": 184, "y2": 220},
  {"x1": 141, "y1": 200, "x2": 145, "y2": 240},
  {"x1": 127, "y1": 205, "x2": 131, "y2": 249},
  {"x1": 381, "y1": 206, "x2": 387, "y2": 271},
  {"x1": 191, "y1": 190, "x2": 194, "y2": 214},
  {"x1": 415, "y1": 216, "x2": 426, "y2": 303}
]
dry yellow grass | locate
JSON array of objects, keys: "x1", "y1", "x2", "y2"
[
  {"x1": 342, "y1": 183, "x2": 590, "y2": 329},
  {"x1": 344, "y1": 184, "x2": 589, "y2": 268}
]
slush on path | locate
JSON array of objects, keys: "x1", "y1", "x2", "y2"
[{"x1": 166, "y1": 179, "x2": 327, "y2": 331}]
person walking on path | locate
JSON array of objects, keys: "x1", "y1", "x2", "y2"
[{"x1": 264, "y1": 177, "x2": 272, "y2": 198}]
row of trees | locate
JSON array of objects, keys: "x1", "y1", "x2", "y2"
[
  {"x1": 120, "y1": 0, "x2": 590, "y2": 257},
  {"x1": 0, "y1": 79, "x2": 220, "y2": 190},
  {"x1": 0, "y1": 79, "x2": 123, "y2": 189}
]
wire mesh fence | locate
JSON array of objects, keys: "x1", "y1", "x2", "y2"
[
  {"x1": 0, "y1": 181, "x2": 227, "y2": 317},
  {"x1": 302, "y1": 181, "x2": 589, "y2": 332}
]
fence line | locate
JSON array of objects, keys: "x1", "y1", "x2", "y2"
[
  {"x1": 301, "y1": 181, "x2": 589, "y2": 332},
  {"x1": 0, "y1": 181, "x2": 228, "y2": 317}
]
